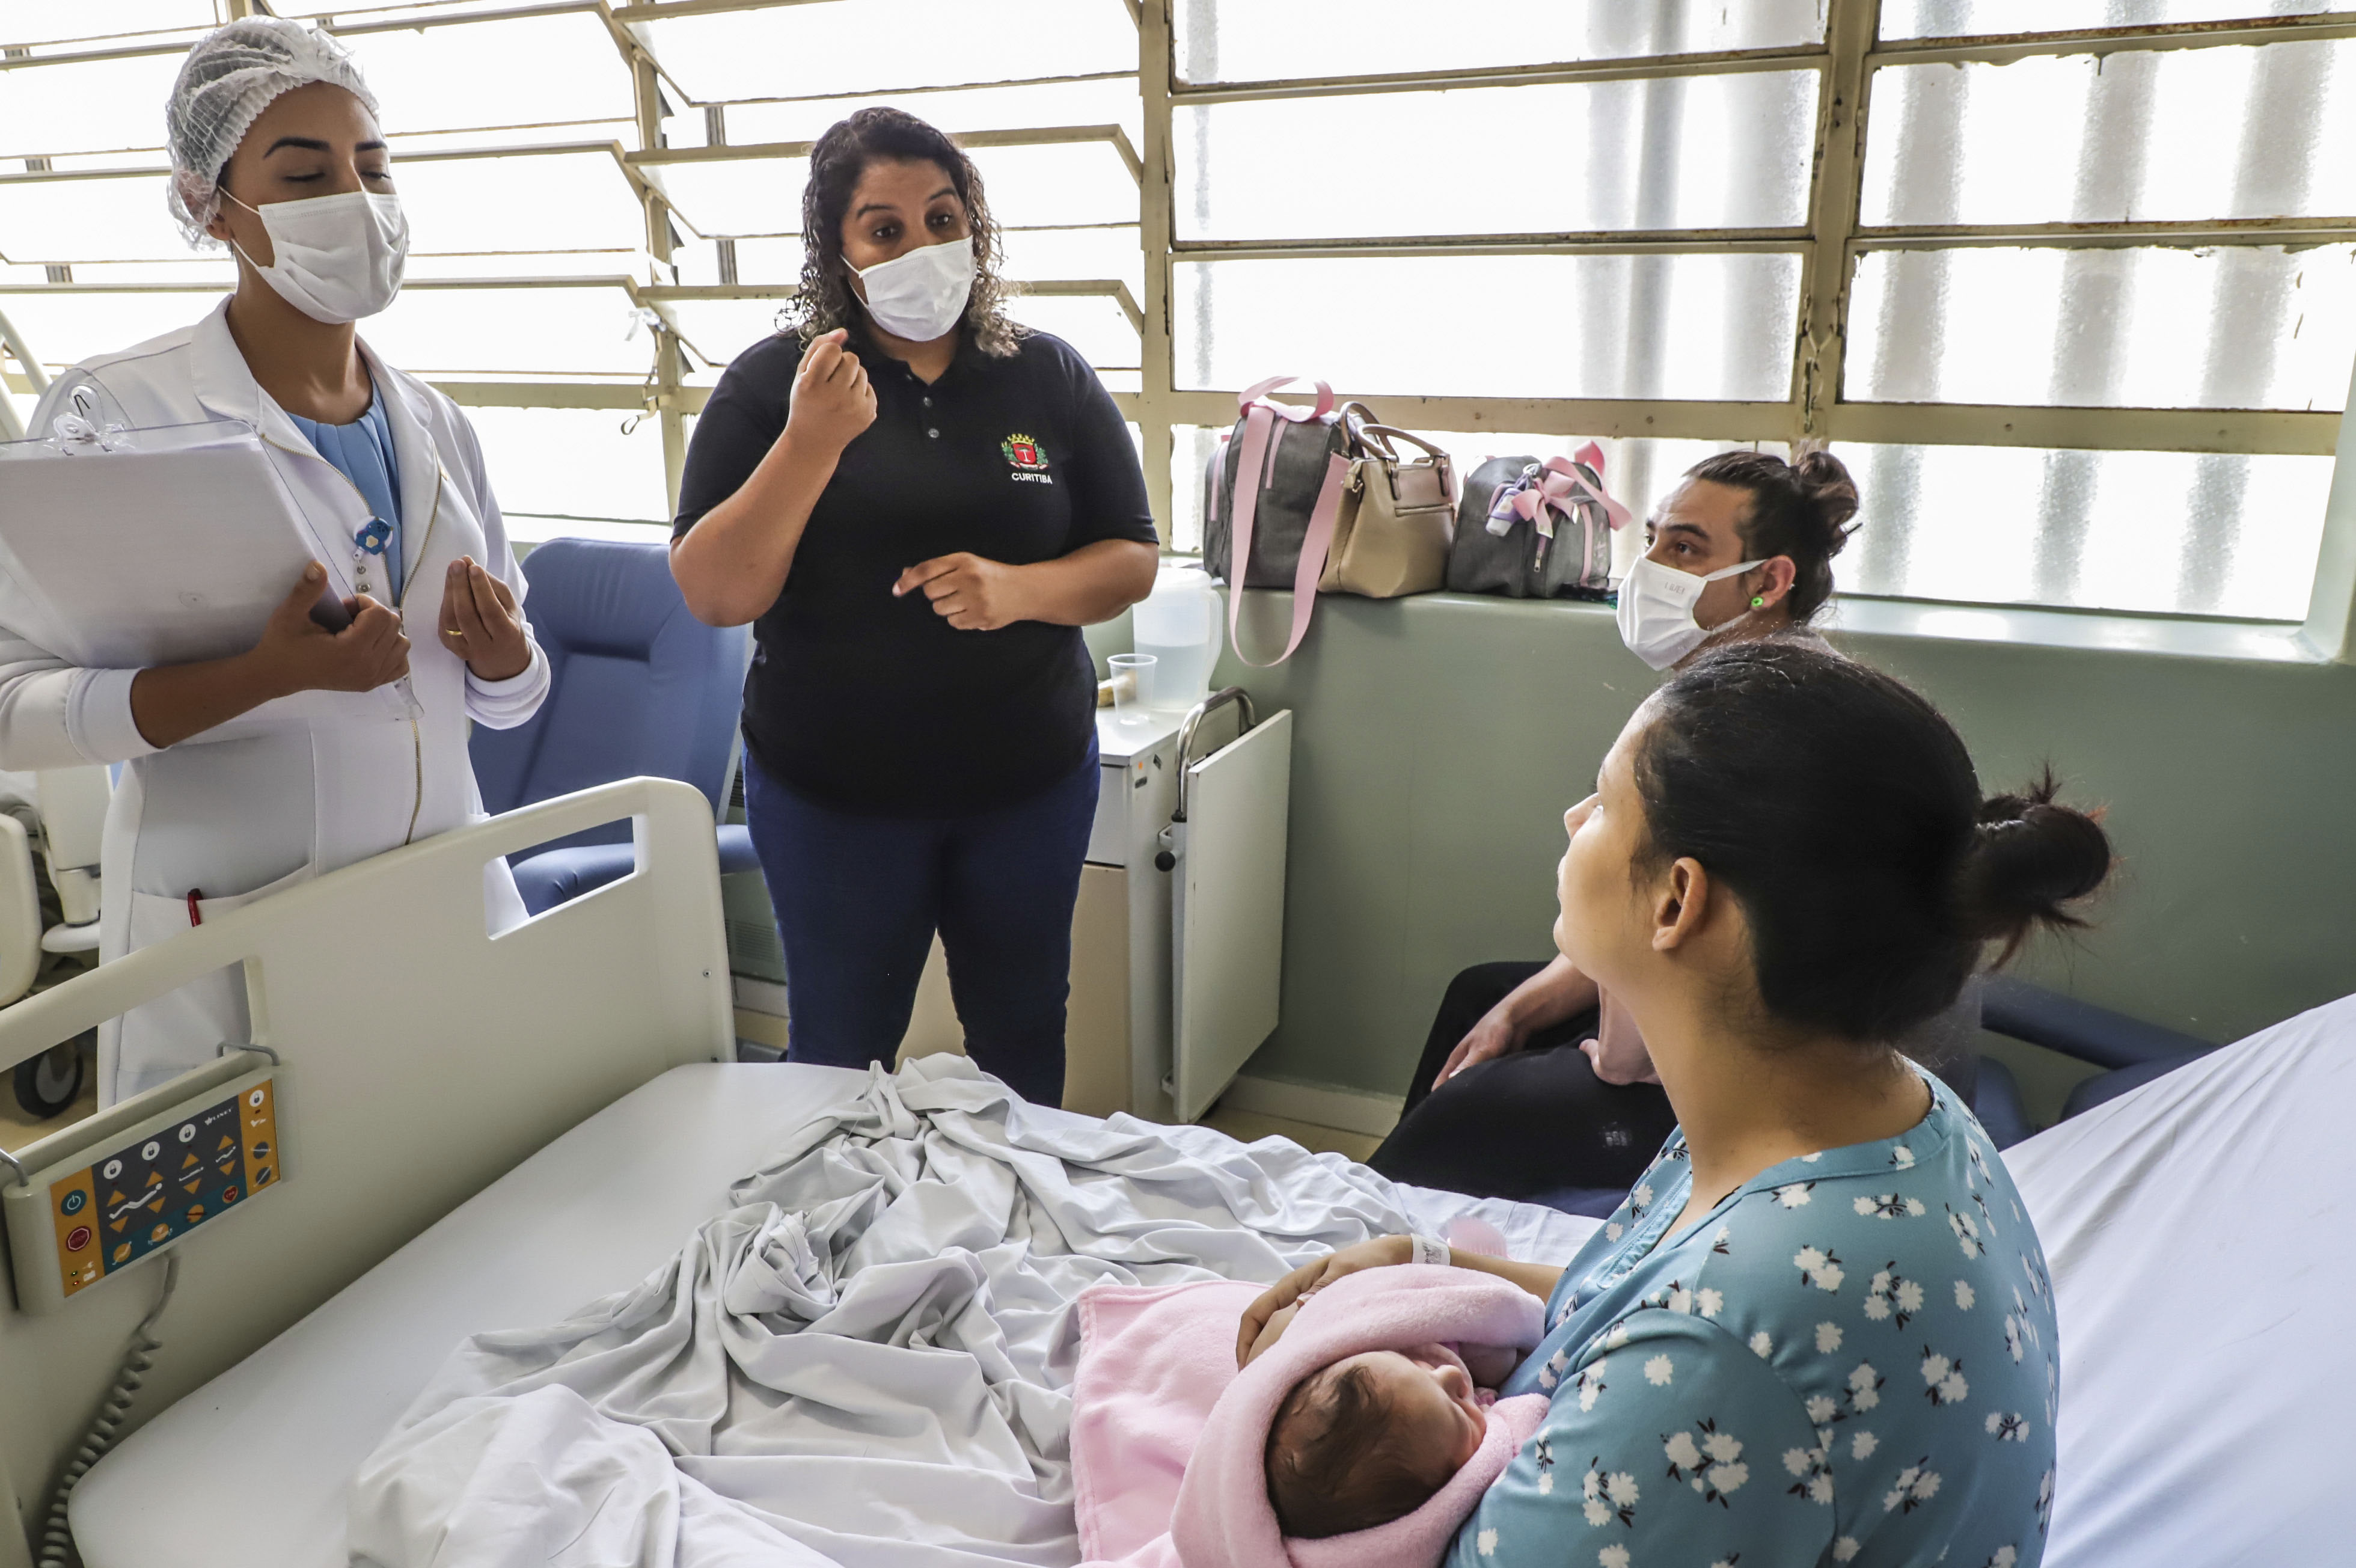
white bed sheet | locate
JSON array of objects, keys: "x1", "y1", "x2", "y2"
[
  {"x1": 72, "y1": 1063, "x2": 1599, "y2": 1568},
  {"x1": 2007, "y1": 992, "x2": 2356, "y2": 1568}
]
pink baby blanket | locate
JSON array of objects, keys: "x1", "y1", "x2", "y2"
[{"x1": 1070, "y1": 1267, "x2": 1549, "y2": 1568}]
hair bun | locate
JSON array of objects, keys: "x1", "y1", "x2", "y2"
[
  {"x1": 1954, "y1": 771, "x2": 2112, "y2": 953},
  {"x1": 1789, "y1": 447, "x2": 1861, "y2": 556}
]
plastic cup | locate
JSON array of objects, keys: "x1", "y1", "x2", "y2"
[{"x1": 1109, "y1": 652, "x2": 1156, "y2": 720}]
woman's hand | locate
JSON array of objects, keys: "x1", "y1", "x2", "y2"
[
  {"x1": 132, "y1": 563, "x2": 409, "y2": 748},
  {"x1": 1434, "y1": 999, "x2": 1532, "y2": 1089},
  {"x1": 252, "y1": 562, "x2": 410, "y2": 695},
  {"x1": 1235, "y1": 1236, "x2": 1415, "y2": 1367},
  {"x1": 783, "y1": 328, "x2": 877, "y2": 458},
  {"x1": 895, "y1": 553, "x2": 1030, "y2": 631},
  {"x1": 437, "y1": 556, "x2": 531, "y2": 681}
]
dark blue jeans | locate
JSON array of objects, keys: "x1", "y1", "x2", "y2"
[{"x1": 742, "y1": 745, "x2": 1099, "y2": 1105}]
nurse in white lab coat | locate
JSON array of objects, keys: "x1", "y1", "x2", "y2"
[{"x1": 0, "y1": 19, "x2": 549, "y2": 1104}]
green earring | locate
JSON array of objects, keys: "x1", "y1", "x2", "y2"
[{"x1": 1751, "y1": 595, "x2": 1766, "y2": 608}]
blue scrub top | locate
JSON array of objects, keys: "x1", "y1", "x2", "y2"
[
  {"x1": 291, "y1": 385, "x2": 403, "y2": 602},
  {"x1": 1447, "y1": 1073, "x2": 2060, "y2": 1568}
]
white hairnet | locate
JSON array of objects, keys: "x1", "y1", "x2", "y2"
[{"x1": 165, "y1": 17, "x2": 379, "y2": 247}]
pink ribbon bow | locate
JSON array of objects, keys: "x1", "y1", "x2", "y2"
[{"x1": 1507, "y1": 443, "x2": 1633, "y2": 540}]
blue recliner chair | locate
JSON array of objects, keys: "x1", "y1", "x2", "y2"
[{"x1": 470, "y1": 537, "x2": 760, "y2": 916}]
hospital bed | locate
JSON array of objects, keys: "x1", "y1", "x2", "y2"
[{"x1": 0, "y1": 777, "x2": 2345, "y2": 1567}]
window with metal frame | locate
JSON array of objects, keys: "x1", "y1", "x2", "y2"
[{"x1": 1143, "y1": 0, "x2": 2356, "y2": 632}]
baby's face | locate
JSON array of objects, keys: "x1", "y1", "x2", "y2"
[{"x1": 1331, "y1": 1344, "x2": 1487, "y2": 1474}]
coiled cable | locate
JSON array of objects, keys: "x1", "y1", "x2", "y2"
[{"x1": 36, "y1": 1252, "x2": 177, "y2": 1568}]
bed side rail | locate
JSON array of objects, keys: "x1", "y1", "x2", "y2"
[{"x1": 0, "y1": 777, "x2": 732, "y2": 1568}]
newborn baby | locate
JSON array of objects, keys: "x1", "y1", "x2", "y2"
[{"x1": 1264, "y1": 1344, "x2": 1494, "y2": 1539}]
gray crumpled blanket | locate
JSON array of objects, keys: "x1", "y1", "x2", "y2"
[{"x1": 346, "y1": 1056, "x2": 1589, "y2": 1568}]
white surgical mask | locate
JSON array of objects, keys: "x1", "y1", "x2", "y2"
[
  {"x1": 1615, "y1": 554, "x2": 1767, "y2": 671},
  {"x1": 229, "y1": 189, "x2": 408, "y2": 324},
  {"x1": 855, "y1": 236, "x2": 975, "y2": 341}
]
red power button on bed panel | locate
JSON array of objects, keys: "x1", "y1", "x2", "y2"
[{"x1": 65, "y1": 1226, "x2": 91, "y2": 1252}]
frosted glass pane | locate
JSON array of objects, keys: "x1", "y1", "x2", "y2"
[
  {"x1": 647, "y1": 141, "x2": 1136, "y2": 240},
  {"x1": 0, "y1": 174, "x2": 183, "y2": 264},
  {"x1": 396, "y1": 151, "x2": 643, "y2": 254},
  {"x1": 723, "y1": 79, "x2": 1140, "y2": 144},
  {"x1": 0, "y1": 290, "x2": 216, "y2": 374},
  {"x1": 660, "y1": 299, "x2": 794, "y2": 367},
  {"x1": 0, "y1": 4, "x2": 213, "y2": 47},
  {"x1": 1006, "y1": 294, "x2": 1137, "y2": 370},
  {"x1": 341, "y1": 13, "x2": 634, "y2": 136},
  {"x1": 466, "y1": 407, "x2": 670, "y2": 524},
  {"x1": 1178, "y1": 73, "x2": 1817, "y2": 240},
  {"x1": 1173, "y1": 0, "x2": 1822, "y2": 82},
  {"x1": 630, "y1": 0, "x2": 1134, "y2": 103},
  {"x1": 364, "y1": 284, "x2": 652, "y2": 376},
  {"x1": 1847, "y1": 245, "x2": 2356, "y2": 411},
  {"x1": 1176, "y1": 255, "x2": 1802, "y2": 400},
  {"x1": 1832, "y1": 443, "x2": 2330, "y2": 619},
  {"x1": 0, "y1": 55, "x2": 183, "y2": 159},
  {"x1": 1862, "y1": 41, "x2": 2356, "y2": 226},
  {"x1": 1882, "y1": 2, "x2": 2336, "y2": 38}
]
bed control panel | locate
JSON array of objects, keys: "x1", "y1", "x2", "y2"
[{"x1": 3, "y1": 1050, "x2": 283, "y2": 1314}]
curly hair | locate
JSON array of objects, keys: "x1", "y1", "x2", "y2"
[{"x1": 792, "y1": 106, "x2": 1023, "y2": 357}]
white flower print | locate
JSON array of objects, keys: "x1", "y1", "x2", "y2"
[
  {"x1": 1882, "y1": 1461, "x2": 1944, "y2": 1514},
  {"x1": 1794, "y1": 1246, "x2": 1846, "y2": 1292},
  {"x1": 1774, "y1": 1182, "x2": 1815, "y2": 1208},
  {"x1": 1599, "y1": 1547, "x2": 1630, "y2": 1568},
  {"x1": 1664, "y1": 1285, "x2": 1692, "y2": 1315},
  {"x1": 1862, "y1": 1265, "x2": 1927, "y2": 1329},
  {"x1": 1853, "y1": 1192, "x2": 1920, "y2": 1220},
  {"x1": 1849, "y1": 1362, "x2": 1885, "y2": 1411},
  {"x1": 1577, "y1": 1361, "x2": 1608, "y2": 1413},
  {"x1": 1539, "y1": 1472, "x2": 1554, "y2": 1496},
  {"x1": 1805, "y1": 1394, "x2": 1839, "y2": 1426},
  {"x1": 1986, "y1": 1411, "x2": 2031, "y2": 1443},
  {"x1": 1662, "y1": 1419, "x2": 1747, "y2": 1505},
  {"x1": 1712, "y1": 1225, "x2": 1733, "y2": 1256},
  {"x1": 1696, "y1": 1287, "x2": 1724, "y2": 1319},
  {"x1": 1540, "y1": 1348, "x2": 1570, "y2": 1392},
  {"x1": 1833, "y1": 1539, "x2": 1861, "y2": 1563},
  {"x1": 1631, "y1": 1183, "x2": 1655, "y2": 1213},
  {"x1": 2003, "y1": 1315, "x2": 2026, "y2": 1364},
  {"x1": 1891, "y1": 1144, "x2": 1916, "y2": 1169},
  {"x1": 1605, "y1": 1320, "x2": 1632, "y2": 1351},
  {"x1": 1478, "y1": 1529, "x2": 1498, "y2": 1557},
  {"x1": 1947, "y1": 1205, "x2": 1986, "y2": 1259},
  {"x1": 1580, "y1": 1459, "x2": 1638, "y2": 1527},
  {"x1": 1801, "y1": 1151, "x2": 1823, "y2": 1163},
  {"x1": 1921, "y1": 1350, "x2": 1969, "y2": 1406},
  {"x1": 1816, "y1": 1321, "x2": 1844, "y2": 1353},
  {"x1": 1955, "y1": 1280, "x2": 1976, "y2": 1310},
  {"x1": 1981, "y1": 1549, "x2": 2019, "y2": 1568},
  {"x1": 2037, "y1": 1469, "x2": 2057, "y2": 1533},
  {"x1": 1605, "y1": 1222, "x2": 1624, "y2": 1242},
  {"x1": 1644, "y1": 1354, "x2": 1674, "y2": 1386},
  {"x1": 1750, "y1": 1331, "x2": 1774, "y2": 1359},
  {"x1": 1782, "y1": 1437, "x2": 1834, "y2": 1505},
  {"x1": 1851, "y1": 1430, "x2": 1879, "y2": 1460}
]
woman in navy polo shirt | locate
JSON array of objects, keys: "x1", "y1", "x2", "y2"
[{"x1": 670, "y1": 108, "x2": 1158, "y2": 1104}]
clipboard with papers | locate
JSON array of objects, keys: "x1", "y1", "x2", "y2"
[{"x1": 0, "y1": 415, "x2": 347, "y2": 673}]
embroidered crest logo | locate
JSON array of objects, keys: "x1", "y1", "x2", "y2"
[{"x1": 1002, "y1": 433, "x2": 1053, "y2": 485}]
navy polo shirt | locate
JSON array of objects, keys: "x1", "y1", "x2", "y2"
[{"x1": 674, "y1": 324, "x2": 1155, "y2": 816}]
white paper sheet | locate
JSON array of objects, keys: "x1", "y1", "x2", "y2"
[{"x1": 0, "y1": 419, "x2": 333, "y2": 670}]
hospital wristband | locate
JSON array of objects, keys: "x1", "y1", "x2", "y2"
[{"x1": 1409, "y1": 1233, "x2": 1452, "y2": 1269}]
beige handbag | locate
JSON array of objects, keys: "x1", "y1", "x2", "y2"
[{"x1": 1319, "y1": 406, "x2": 1458, "y2": 598}]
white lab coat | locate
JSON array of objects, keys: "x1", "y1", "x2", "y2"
[{"x1": 0, "y1": 298, "x2": 551, "y2": 1104}]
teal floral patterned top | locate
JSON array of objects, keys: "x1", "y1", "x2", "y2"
[{"x1": 1446, "y1": 1073, "x2": 2058, "y2": 1568}]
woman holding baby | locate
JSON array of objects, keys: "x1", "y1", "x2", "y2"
[{"x1": 1235, "y1": 639, "x2": 2108, "y2": 1567}]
